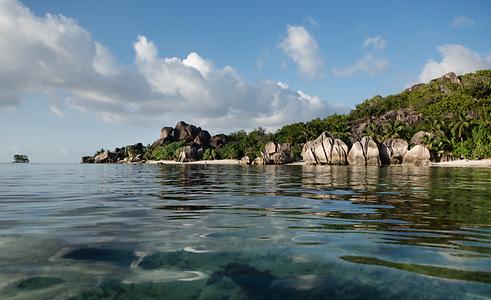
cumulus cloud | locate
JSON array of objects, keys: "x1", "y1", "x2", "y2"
[
  {"x1": 333, "y1": 54, "x2": 389, "y2": 77},
  {"x1": 450, "y1": 15, "x2": 477, "y2": 28},
  {"x1": 0, "y1": 0, "x2": 346, "y2": 132},
  {"x1": 362, "y1": 36, "x2": 386, "y2": 50},
  {"x1": 418, "y1": 44, "x2": 491, "y2": 82},
  {"x1": 279, "y1": 25, "x2": 324, "y2": 79}
]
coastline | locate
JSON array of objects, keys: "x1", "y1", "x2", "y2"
[
  {"x1": 144, "y1": 159, "x2": 491, "y2": 167},
  {"x1": 146, "y1": 159, "x2": 240, "y2": 165},
  {"x1": 431, "y1": 159, "x2": 491, "y2": 168}
]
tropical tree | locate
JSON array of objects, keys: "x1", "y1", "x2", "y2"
[{"x1": 450, "y1": 111, "x2": 472, "y2": 143}]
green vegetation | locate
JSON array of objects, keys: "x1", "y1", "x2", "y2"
[
  {"x1": 202, "y1": 148, "x2": 219, "y2": 160},
  {"x1": 12, "y1": 154, "x2": 29, "y2": 163},
  {"x1": 144, "y1": 141, "x2": 185, "y2": 160},
  {"x1": 216, "y1": 128, "x2": 273, "y2": 159},
  {"x1": 224, "y1": 70, "x2": 491, "y2": 160}
]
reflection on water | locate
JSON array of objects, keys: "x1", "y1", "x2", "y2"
[{"x1": 0, "y1": 163, "x2": 490, "y2": 299}]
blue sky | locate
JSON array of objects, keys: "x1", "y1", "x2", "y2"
[{"x1": 1, "y1": 0, "x2": 490, "y2": 162}]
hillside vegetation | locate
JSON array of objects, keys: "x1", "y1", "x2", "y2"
[{"x1": 224, "y1": 70, "x2": 491, "y2": 161}]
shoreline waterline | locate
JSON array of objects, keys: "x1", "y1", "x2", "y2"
[{"x1": 144, "y1": 159, "x2": 491, "y2": 167}]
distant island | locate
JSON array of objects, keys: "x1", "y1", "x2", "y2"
[
  {"x1": 82, "y1": 70, "x2": 491, "y2": 166},
  {"x1": 12, "y1": 154, "x2": 29, "y2": 163}
]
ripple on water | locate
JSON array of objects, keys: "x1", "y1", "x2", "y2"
[{"x1": 0, "y1": 164, "x2": 490, "y2": 299}]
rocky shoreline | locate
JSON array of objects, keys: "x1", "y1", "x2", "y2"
[{"x1": 81, "y1": 120, "x2": 470, "y2": 167}]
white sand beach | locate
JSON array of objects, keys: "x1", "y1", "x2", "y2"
[
  {"x1": 146, "y1": 159, "x2": 240, "y2": 165},
  {"x1": 431, "y1": 159, "x2": 491, "y2": 168}
]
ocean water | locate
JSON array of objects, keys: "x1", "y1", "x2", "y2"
[{"x1": 0, "y1": 163, "x2": 490, "y2": 299}]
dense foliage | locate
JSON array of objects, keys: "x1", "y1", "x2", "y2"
[
  {"x1": 144, "y1": 141, "x2": 185, "y2": 160},
  {"x1": 225, "y1": 70, "x2": 491, "y2": 160},
  {"x1": 13, "y1": 154, "x2": 29, "y2": 163}
]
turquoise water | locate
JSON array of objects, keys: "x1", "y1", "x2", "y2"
[{"x1": 0, "y1": 163, "x2": 490, "y2": 299}]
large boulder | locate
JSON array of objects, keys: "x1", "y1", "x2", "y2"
[
  {"x1": 126, "y1": 143, "x2": 145, "y2": 159},
  {"x1": 194, "y1": 130, "x2": 211, "y2": 147},
  {"x1": 81, "y1": 156, "x2": 94, "y2": 163},
  {"x1": 443, "y1": 72, "x2": 460, "y2": 84},
  {"x1": 347, "y1": 136, "x2": 381, "y2": 166},
  {"x1": 174, "y1": 121, "x2": 199, "y2": 143},
  {"x1": 94, "y1": 150, "x2": 118, "y2": 163},
  {"x1": 264, "y1": 142, "x2": 277, "y2": 156},
  {"x1": 239, "y1": 156, "x2": 251, "y2": 165},
  {"x1": 210, "y1": 134, "x2": 227, "y2": 149},
  {"x1": 302, "y1": 132, "x2": 349, "y2": 165},
  {"x1": 252, "y1": 157, "x2": 266, "y2": 165},
  {"x1": 152, "y1": 127, "x2": 175, "y2": 148},
  {"x1": 160, "y1": 127, "x2": 174, "y2": 140},
  {"x1": 262, "y1": 142, "x2": 293, "y2": 165},
  {"x1": 410, "y1": 131, "x2": 432, "y2": 146},
  {"x1": 177, "y1": 146, "x2": 198, "y2": 163},
  {"x1": 403, "y1": 145, "x2": 431, "y2": 166},
  {"x1": 381, "y1": 139, "x2": 408, "y2": 165}
]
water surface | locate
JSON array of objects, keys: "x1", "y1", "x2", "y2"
[{"x1": 0, "y1": 163, "x2": 490, "y2": 299}]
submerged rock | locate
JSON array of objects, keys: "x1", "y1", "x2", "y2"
[
  {"x1": 302, "y1": 132, "x2": 348, "y2": 165},
  {"x1": 207, "y1": 263, "x2": 276, "y2": 298},
  {"x1": 62, "y1": 247, "x2": 137, "y2": 267},
  {"x1": 347, "y1": 136, "x2": 380, "y2": 166},
  {"x1": 17, "y1": 276, "x2": 64, "y2": 290}
]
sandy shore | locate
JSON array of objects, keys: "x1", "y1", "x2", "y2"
[
  {"x1": 146, "y1": 159, "x2": 240, "y2": 165},
  {"x1": 431, "y1": 159, "x2": 491, "y2": 168}
]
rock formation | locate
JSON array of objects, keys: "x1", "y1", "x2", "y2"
[
  {"x1": 410, "y1": 131, "x2": 432, "y2": 145},
  {"x1": 403, "y1": 145, "x2": 431, "y2": 166},
  {"x1": 260, "y1": 142, "x2": 293, "y2": 165},
  {"x1": 381, "y1": 138, "x2": 408, "y2": 165},
  {"x1": 210, "y1": 134, "x2": 227, "y2": 149},
  {"x1": 302, "y1": 132, "x2": 349, "y2": 165},
  {"x1": 177, "y1": 146, "x2": 198, "y2": 163},
  {"x1": 347, "y1": 136, "x2": 381, "y2": 166},
  {"x1": 174, "y1": 121, "x2": 199, "y2": 143}
]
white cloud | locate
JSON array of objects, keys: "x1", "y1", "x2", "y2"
[
  {"x1": 279, "y1": 25, "x2": 324, "y2": 79},
  {"x1": 418, "y1": 44, "x2": 491, "y2": 83},
  {"x1": 450, "y1": 15, "x2": 477, "y2": 28},
  {"x1": 333, "y1": 54, "x2": 389, "y2": 77},
  {"x1": 0, "y1": 0, "x2": 346, "y2": 132},
  {"x1": 332, "y1": 36, "x2": 389, "y2": 77},
  {"x1": 362, "y1": 36, "x2": 386, "y2": 50}
]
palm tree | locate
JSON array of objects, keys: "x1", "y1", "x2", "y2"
[
  {"x1": 363, "y1": 122, "x2": 383, "y2": 142},
  {"x1": 382, "y1": 120, "x2": 406, "y2": 140},
  {"x1": 451, "y1": 111, "x2": 472, "y2": 143}
]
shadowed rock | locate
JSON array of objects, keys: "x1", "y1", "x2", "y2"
[
  {"x1": 381, "y1": 138, "x2": 408, "y2": 165},
  {"x1": 175, "y1": 121, "x2": 199, "y2": 143}
]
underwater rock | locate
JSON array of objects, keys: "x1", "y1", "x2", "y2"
[
  {"x1": 63, "y1": 247, "x2": 137, "y2": 267},
  {"x1": 207, "y1": 263, "x2": 276, "y2": 298},
  {"x1": 17, "y1": 276, "x2": 64, "y2": 290}
]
